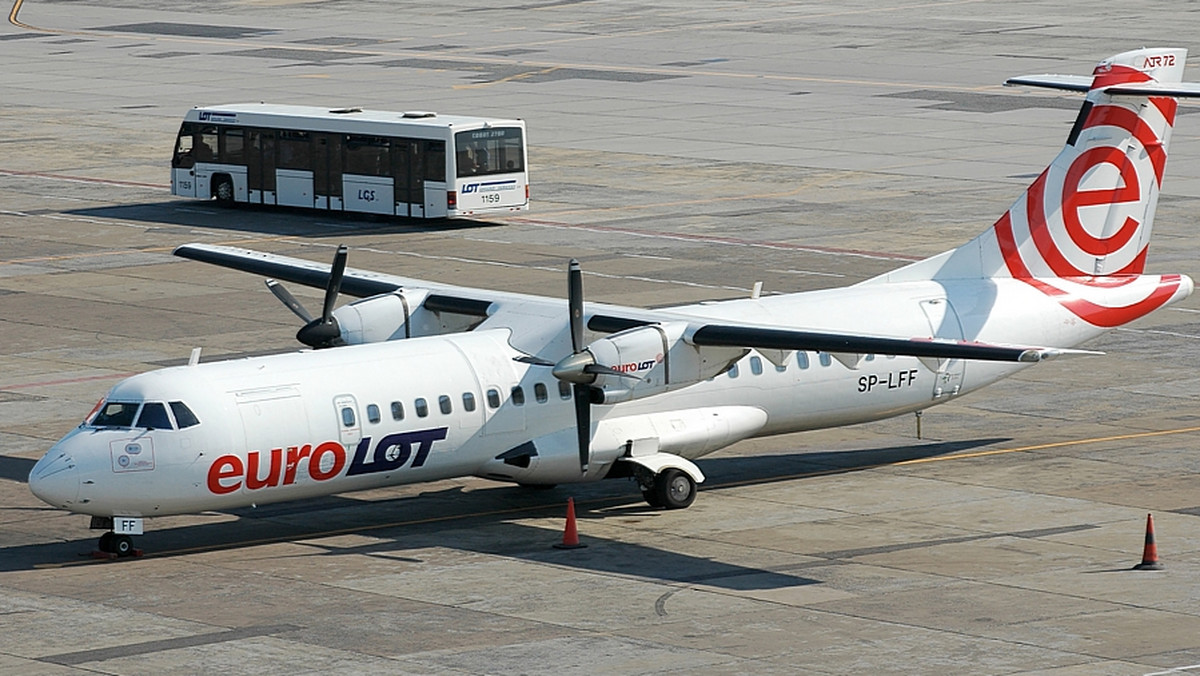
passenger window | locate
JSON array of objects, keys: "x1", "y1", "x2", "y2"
[
  {"x1": 463, "y1": 392, "x2": 476, "y2": 412},
  {"x1": 366, "y1": 404, "x2": 381, "y2": 424},
  {"x1": 865, "y1": 354, "x2": 875, "y2": 362},
  {"x1": 93, "y1": 402, "x2": 139, "y2": 428},
  {"x1": 819, "y1": 352, "x2": 832, "y2": 367},
  {"x1": 415, "y1": 398, "x2": 429, "y2": 417},
  {"x1": 439, "y1": 395, "x2": 452, "y2": 415},
  {"x1": 750, "y1": 356, "x2": 763, "y2": 376},
  {"x1": 170, "y1": 401, "x2": 200, "y2": 428},
  {"x1": 558, "y1": 381, "x2": 572, "y2": 400},
  {"x1": 728, "y1": 364, "x2": 740, "y2": 379},
  {"x1": 341, "y1": 407, "x2": 356, "y2": 427},
  {"x1": 136, "y1": 402, "x2": 172, "y2": 430},
  {"x1": 776, "y1": 360, "x2": 787, "y2": 373},
  {"x1": 391, "y1": 401, "x2": 405, "y2": 421},
  {"x1": 534, "y1": 383, "x2": 548, "y2": 403},
  {"x1": 486, "y1": 388, "x2": 501, "y2": 409},
  {"x1": 797, "y1": 352, "x2": 810, "y2": 369},
  {"x1": 512, "y1": 386, "x2": 525, "y2": 406}
]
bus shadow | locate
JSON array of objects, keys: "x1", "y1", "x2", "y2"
[
  {"x1": 2, "y1": 436, "x2": 1004, "y2": 585},
  {"x1": 63, "y1": 201, "x2": 504, "y2": 237}
]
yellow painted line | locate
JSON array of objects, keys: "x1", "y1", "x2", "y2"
[
  {"x1": 0, "y1": 237, "x2": 293, "y2": 266},
  {"x1": 709, "y1": 425, "x2": 1200, "y2": 490},
  {"x1": 893, "y1": 425, "x2": 1200, "y2": 466},
  {"x1": 34, "y1": 424, "x2": 1200, "y2": 567}
]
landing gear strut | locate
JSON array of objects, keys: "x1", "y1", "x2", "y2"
[{"x1": 640, "y1": 468, "x2": 697, "y2": 510}]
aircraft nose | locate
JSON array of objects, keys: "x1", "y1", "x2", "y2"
[{"x1": 29, "y1": 449, "x2": 80, "y2": 508}]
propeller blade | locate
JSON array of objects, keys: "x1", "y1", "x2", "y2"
[
  {"x1": 568, "y1": 259, "x2": 583, "y2": 354},
  {"x1": 293, "y1": 245, "x2": 348, "y2": 349},
  {"x1": 322, "y1": 245, "x2": 348, "y2": 323},
  {"x1": 573, "y1": 383, "x2": 592, "y2": 474},
  {"x1": 514, "y1": 354, "x2": 556, "y2": 367},
  {"x1": 583, "y1": 363, "x2": 641, "y2": 380},
  {"x1": 265, "y1": 279, "x2": 314, "y2": 323}
]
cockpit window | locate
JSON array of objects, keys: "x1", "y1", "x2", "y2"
[
  {"x1": 170, "y1": 401, "x2": 200, "y2": 428},
  {"x1": 92, "y1": 402, "x2": 139, "y2": 428},
  {"x1": 136, "y1": 402, "x2": 172, "y2": 430}
]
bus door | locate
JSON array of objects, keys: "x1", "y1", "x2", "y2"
[
  {"x1": 247, "y1": 129, "x2": 277, "y2": 205},
  {"x1": 275, "y1": 130, "x2": 313, "y2": 208},
  {"x1": 313, "y1": 133, "x2": 344, "y2": 210},
  {"x1": 392, "y1": 139, "x2": 421, "y2": 218},
  {"x1": 423, "y1": 140, "x2": 447, "y2": 218},
  {"x1": 342, "y1": 135, "x2": 394, "y2": 215}
]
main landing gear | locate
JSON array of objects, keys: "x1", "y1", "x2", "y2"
[{"x1": 640, "y1": 468, "x2": 697, "y2": 510}]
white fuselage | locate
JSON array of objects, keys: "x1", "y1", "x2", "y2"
[{"x1": 29, "y1": 275, "x2": 1127, "y2": 518}]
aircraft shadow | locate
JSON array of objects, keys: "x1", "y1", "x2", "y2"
[
  {"x1": 1, "y1": 437, "x2": 1006, "y2": 588},
  {"x1": 64, "y1": 201, "x2": 499, "y2": 238}
]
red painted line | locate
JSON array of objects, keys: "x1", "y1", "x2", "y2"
[
  {"x1": 511, "y1": 217, "x2": 921, "y2": 262},
  {"x1": 2, "y1": 372, "x2": 138, "y2": 391},
  {"x1": 0, "y1": 169, "x2": 168, "y2": 190}
]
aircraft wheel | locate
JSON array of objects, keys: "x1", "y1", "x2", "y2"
[
  {"x1": 654, "y1": 468, "x2": 696, "y2": 510},
  {"x1": 97, "y1": 532, "x2": 115, "y2": 553},
  {"x1": 213, "y1": 176, "x2": 235, "y2": 206},
  {"x1": 642, "y1": 488, "x2": 665, "y2": 508},
  {"x1": 114, "y1": 535, "x2": 134, "y2": 557}
]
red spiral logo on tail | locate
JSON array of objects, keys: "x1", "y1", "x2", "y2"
[{"x1": 992, "y1": 96, "x2": 1182, "y2": 327}]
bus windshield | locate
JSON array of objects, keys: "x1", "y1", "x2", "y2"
[{"x1": 455, "y1": 128, "x2": 523, "y2": 178}]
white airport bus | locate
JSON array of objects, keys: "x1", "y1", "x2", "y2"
[{"x1": 170, "y1": 103, "x2": 528, "y2": 219}]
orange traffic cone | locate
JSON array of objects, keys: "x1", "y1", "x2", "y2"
[
  {"x1": 553, "y1": 497, "x2": 587, "y2": 549},
  {"x1": 1133, "y1": 513, "x2": 1164, "y2": 570}
]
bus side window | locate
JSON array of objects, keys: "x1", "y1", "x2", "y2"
[
  {"x1": 423, "y1": 140, "x2": 445, "y2": 182},
  {"x1": 220, "y1": 127, "x2": 244, "y2": 164},
  {"x1": 194, "y1": 126, "x2": 217, "y2": 162}
]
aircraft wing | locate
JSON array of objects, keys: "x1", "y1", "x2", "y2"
[
  {"x1": 175, "y1": 243, "x2": 1088, "y2": 363},
  {"x1": 589, "y1": 313, "x2": 1093, "y2": 363},
  {"x1": 173, "y1": 243, "x2": 495, "y2": 317}
]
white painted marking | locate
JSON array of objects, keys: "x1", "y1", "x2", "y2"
[
  {"x1": 1116, "y1": 327, "x2": 1200, "y2": 340},
  {"x1": 768, "y1": 268, "x2": 847, "y2": 278}
]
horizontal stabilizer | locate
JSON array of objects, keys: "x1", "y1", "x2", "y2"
[
  {"x1": 1005, "y1": 74, "x2": 1092, "y2": 92},
  {"x1": 1007, "y1": 75, "x2": 1200, "y2": 98}
]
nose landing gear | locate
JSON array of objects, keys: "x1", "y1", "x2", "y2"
[
  {"x1": 96, "y1": 532, "x2": 138, "y2": 558},
  {"x1": 90, "y1": 517, "x2": 143, "y2": 559}
]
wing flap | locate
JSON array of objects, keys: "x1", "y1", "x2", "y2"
[{"x1": 688, "y1": 324, "x2": 1091, "y2": 363}]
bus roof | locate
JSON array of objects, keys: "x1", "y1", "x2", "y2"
[{"x1": 182, "y1": 103, "x2": 523, "y2": 134}]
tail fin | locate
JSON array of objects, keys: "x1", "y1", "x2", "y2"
[{"x1": 872, "y1": 48, "x2": 1197, "y2": 325}]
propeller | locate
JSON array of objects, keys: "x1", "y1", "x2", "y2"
[
  {"x1": 265, "y1": 245, "x2": 348, "y2": 349},
  {"x1": 545, "y1": 259, "x2": 638, "y2": 474}
]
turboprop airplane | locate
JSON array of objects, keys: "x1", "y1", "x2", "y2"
[{"x1": 29, "y1": 48, "x2": 1200, "y2": 556}]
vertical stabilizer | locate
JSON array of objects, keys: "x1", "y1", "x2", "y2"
[{"x1": 870, "y1": 48, "x2": 1196, "y2": 326}]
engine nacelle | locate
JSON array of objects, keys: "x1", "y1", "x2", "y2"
[
  {"x1": 475, "y1": 406, "x2": 768, "y2": 485},
  {"x1": 586, "y1": 322, "x2": 744, "y2": 404},
  {"x1": 333, "y1": 290, "x2": 486, "y2": 345},
  {"x1": 333, "y1": 290, "x2": 430, "y2": 345}
]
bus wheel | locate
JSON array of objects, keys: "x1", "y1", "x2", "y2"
[{"x1": 213, "y1": 177, "x2": 235, "y2": 206}]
